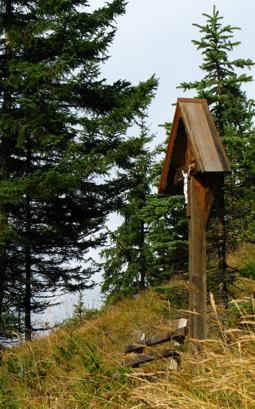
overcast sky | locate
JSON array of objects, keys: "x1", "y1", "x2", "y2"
[
  {"x1": 101, "y1": 0, "x2": 255, "y2": 145},
  {"x1": 43, "y1": 0, "x2": 255, "y2": 326}
]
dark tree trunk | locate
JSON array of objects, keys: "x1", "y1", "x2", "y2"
[
  {"x1": 24, "y1": 236, "x2": 32, "y2": 341},
  {"x1": 215, "y1": 178, "x2": 229, "y2": 306},
  {"x1": 0, "y1": 0, "x2": 13, "y2": 333},
  {"x1": 139, "y1": 221, "x2": 146, "y2": 289},
  {"x1": 24, "y1": 137, "x2": 32, "y2": 341}
]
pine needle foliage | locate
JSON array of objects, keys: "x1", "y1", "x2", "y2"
[
  {"x1": 100, "y1": 113, "x2": 156, "y2": 299},
  {"x1": 178, "y1": 6, "x2": 255, "y2": 299},
  {"x1": 0, "y1": 0, "x2": 157, "y2": 338},
  {"x1": 100, "y1": 119, "x2": 188, "y2": 302}
]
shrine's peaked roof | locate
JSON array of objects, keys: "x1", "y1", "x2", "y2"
[{"x1": 159, "y1": 98, "x2": 231, "y2": 194}]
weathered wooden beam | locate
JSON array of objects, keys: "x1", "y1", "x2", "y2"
[
  {"x1": 124, "y1": 324, "x2": 188, "y2": 354},
  {"x1": 188, "y1": 176, "x2": 214, "y2": 340},
  {"x1": 147, "y1": 327, "x2": 186, "y2": 347},
  {"x1": 124, "y1": 344, "x2": 145, "y2": 354},
  {"x1": 125, "y1": 349, "x2": 181, "y2": 368}
]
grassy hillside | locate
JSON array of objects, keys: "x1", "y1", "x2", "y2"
[{"x1": 1, "y1": 246, "x2": 255, "y2": 408}]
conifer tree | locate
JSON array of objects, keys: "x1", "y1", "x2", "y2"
[
  {"x1": 178, "y1": 6, "x2": 255, "y2": 299},
  {"x1": 142, "y1": 194, "x2": 188, "y2": 283},
  {"x1": 140, "y1": 124, "x2": 188, "y2": 286},
  {"x1": 101, "y1": 115, "x2": 154, "y2": 299},
  {"x1": 0, "y1": 0, "x2": 156, "y2": 338},
  {"x1": 101, "y1": 119, "x2": 188, "y2": 301}
]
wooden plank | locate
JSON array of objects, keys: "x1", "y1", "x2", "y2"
[
  {"x1": 124, "y1": 326, "x2": 188, "y2": 354},
  {"x1": 181, "y1": 102, "x2": 226, "y2": 173},
  {"x1": 124, "y1": 344, "x2": 145, "y2": 354},
  {"x1": 188, "y1": 176, "x2": 214, "y2": 339},
  {"x1": 159, "y1": 105, "x2": 181, "y2": 193},
  {"x1": 125, "y1": 349, "x2": 181, "y2": 368},
  {"x1": 146, "y1": 327, "x2": 187, "y2": 346},
  {"x1": 202, "y1": 102, "x2": 231, "y2": 173}
]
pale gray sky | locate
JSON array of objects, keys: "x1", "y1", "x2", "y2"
[
  {"x1": 43, "y1": 0, "x2": 255, "y2": 326},
  {"x1": 102, "y1": 0, "x2": 255, "y2": 145}
]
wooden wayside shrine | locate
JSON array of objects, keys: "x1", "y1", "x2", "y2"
[{"x1": 159, "y1": 98, "x2": 231, "y2": 340}]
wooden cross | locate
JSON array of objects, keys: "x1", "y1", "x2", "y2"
[{"x1": 159, "y1": 98, "x2": 231, "y2": 340}]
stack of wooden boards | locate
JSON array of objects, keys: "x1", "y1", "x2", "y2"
[{"x1": 124, "y1": 318, "x2": 188, "y2": 368}]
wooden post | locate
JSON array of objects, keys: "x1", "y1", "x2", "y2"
[
  {"x1": 158, "y1": 99, "x2": 231, "y2": 342},
  {"x1": 188, "y1": 176, "x2": 214, "y2": 340}
]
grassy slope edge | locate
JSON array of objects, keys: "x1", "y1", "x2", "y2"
[{"x1": 1, "y1": 245, "x2": 255, "y2": 408}]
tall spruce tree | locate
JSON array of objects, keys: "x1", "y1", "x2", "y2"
[
  {"x1": 178, "y1": 6, "x2": 255, "y2": 300},
  {"x1": 0, "y1": 0, "x2": 156, "y2": 339},
  {"x1": 141, "y1": 124, "x2": 188, "y2": 286},
  {"x1": 101, "y1": 119, "x2": 188, "y2": 301},
  {"x1": 101, "y1": 115, "x2": 154, "y2": 299}
]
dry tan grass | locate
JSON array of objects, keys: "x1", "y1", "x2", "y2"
[
  {"x1": 130, "y1": 290, "x2": 255, "y2": 409},
  {"x1": 1, "y1": 280, "x2": 255, "y2": 408},
  {"x1": 0, "y1": 290, "x2": 179, "y2": 409},
  {"x1": 130, "y1": 333, "x2": 255, "y2": 409},
  {"x1": 227, "y1": 243, "x2": 255, "y2": 270}
]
